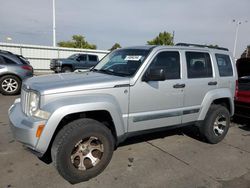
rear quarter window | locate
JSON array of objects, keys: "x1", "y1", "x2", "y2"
[{"x1": 215, "y1": 54, "x2": 233, "y2": 77}]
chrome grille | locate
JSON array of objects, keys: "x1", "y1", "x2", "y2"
[
  {"x1": 21, "y1": 89, "x2": 30, "y2": 115},
  {"x1": 50, "y1": 59, "x2": 56, "y2": 69}
]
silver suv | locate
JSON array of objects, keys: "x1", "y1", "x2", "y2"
[
  {"x1": 9, "y1": 44, "x2": 237, "y2": 184},
  {"x1": 0, "y1": 50, "x2": 33, "y2": 95}
]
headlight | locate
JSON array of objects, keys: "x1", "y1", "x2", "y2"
[
  {"x1": 23, "y1": 90, "x2": 50, "y2": 119},
  {"x1": 29, "y1": 91, "x2": 39, "y2": 116},
  {"x1": 56, "y1": 60, "x2": 62, "y2": 65}
]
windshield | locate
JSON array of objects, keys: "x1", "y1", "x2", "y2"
[
  {"x1": 68, "y1": 54, "x2": 79, "y2": 59},
  {"x1": 94, "y1": 49, "x2": 150, "y2": 77}
]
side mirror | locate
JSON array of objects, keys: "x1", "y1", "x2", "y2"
[
  {"x1": 76, "y1": 57, "x2": 81, "y2": 62},
  {"x1": 142, "y1": 68, "x2": 166, "y2": 82}
]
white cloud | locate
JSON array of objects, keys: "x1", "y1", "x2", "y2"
[{"x1": 0, "y1": 0, "x2": 249, "y2": 57}]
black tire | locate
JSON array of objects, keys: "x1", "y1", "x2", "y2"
[
  {"x1": 51, "y1": 118, "x2": 114, "y2": 184},
  {"x1": 62, "y1": 66, "x2": 73, "y2": 73},
  {"x1": 0, "y1": 75, "x2": 21, "y2": 95},
  {"x1": 200, "y1": 105, "x2": 230, "y2": 144}
]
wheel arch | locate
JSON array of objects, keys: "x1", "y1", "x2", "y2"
[
  {"x1": 39, "y1": 110, "x2": 118, "y2": 164},
  {"x1": 36, "y1": 96, "x2": 126, "y2": 162},
  {"x1": 198, "y1": 88, "x2": 234, "y2": 120},
  {"x1": 61, "y1": 64, "x2": 73, "y2": 70},
  {"x1": 0, "y1": 73, "x2": 22, "y2": 82}
]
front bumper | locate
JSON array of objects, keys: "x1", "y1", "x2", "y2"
[
  {"x1": 50, "y1": 65, "x2": 61, "y2": 72},
  {"x1": 8, "y1": 99, "x2": 46, "y2": 156}
]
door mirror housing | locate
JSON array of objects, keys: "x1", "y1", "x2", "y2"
[{"x1": 142, "y1": 68, "x2": 166, "y2": 82}]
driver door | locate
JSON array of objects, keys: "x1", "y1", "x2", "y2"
[{"x1": 128, "y1": 51, "x2": 184, "y2": 132}]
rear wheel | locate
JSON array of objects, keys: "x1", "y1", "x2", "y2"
[
  {"x1": 200, "y1": 105, "x2": 230, "y2": 144},
  {"x1": 51, "y1": 118, "x2": 114, "y2": 184},
  {"x1": 0, "y1": 75, "x2": 21, "y2": 95}
]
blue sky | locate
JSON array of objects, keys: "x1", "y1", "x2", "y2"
[{"x1": 0, "y1": 0, "x2": 249, "y2": 57}]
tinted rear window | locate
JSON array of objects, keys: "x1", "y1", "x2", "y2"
[
  {"x1": 186, "y1": 52, "x2": 213, "y2": 78},
  {"x1": 89, "y1": 55, "x2": 98, "y2": 62},
  {"x1": 17, "y1": 55, "x2": 30, "y2": 65},
  {"x1": 2, "y1": 56, "x2": 17, "y2": 64},
  {"x1": 215, "y1": 54, "x2": 233, "y2": 77},
  {"x1": 0, "y1": 56, "x2": 5, "y2": 64}
]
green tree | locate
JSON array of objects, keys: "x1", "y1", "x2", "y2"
[
  {"x1": 109, "y1": 43, "x2": 121, "y2": 51},
  {"x1": 57, "y1": 35, "x2": 97, "y2": 49},
  {"x1": 241, "y1": 45, "x2": 250, "y2": 58},
  {"x1": 147, "y1": 31, "x2": 174, "y2": 46}
]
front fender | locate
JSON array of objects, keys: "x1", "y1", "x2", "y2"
[
  {"x1": 198, "y1": 88, "x2": 234, "y2": 120},
  {"x1": 35, "y1": 94, "x2": 126, "y2": 153}
]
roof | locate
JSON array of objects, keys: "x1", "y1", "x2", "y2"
[{"x1": 121, "y1": 43, "x2": 229, "y2": 52}]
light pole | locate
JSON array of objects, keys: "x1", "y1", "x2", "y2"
[
  {"x1": 53, "y1": 0, "x2": 56, "y2": 47},
  {"x1": 233, "y1": 19, "x2": 247, "y2": 58},
  {"x1": 6, "y1": 37, "x2": 12, "y2": 43}
]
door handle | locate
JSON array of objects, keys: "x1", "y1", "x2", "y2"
[
  {"x1": 208, "y1": 81, "x2": 217, "y2": 86},
  {"x1": 173, "y1": 84, "x2": 185, "y2": 88}
]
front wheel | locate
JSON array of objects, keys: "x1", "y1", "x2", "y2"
[
  {"x1": 62, "y1": 66, "x2": 73, "y2": 73},
  {"x1": 51, "y1": 118, "x2": 114, "y2": 184},
  {"x1": 200, "y1": 105, "x2": 230, "y2": 144}
]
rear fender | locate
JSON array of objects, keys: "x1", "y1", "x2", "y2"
[{"x1": 198, "y1": 88, "x2": 234, "y2": 120}]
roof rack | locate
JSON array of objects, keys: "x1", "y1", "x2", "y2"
[{"x1": 175, "y1": 43, "x2": 229, "y2": 51}]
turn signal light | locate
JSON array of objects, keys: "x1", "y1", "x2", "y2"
[{"x1": 36, "y1": 124, "x2": 45, "y2": 138}]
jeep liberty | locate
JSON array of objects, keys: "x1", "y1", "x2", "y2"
[{"x1": 9, "y1": 44, "x2": 237, "y2": 184}]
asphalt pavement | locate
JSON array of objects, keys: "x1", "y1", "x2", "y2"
[{"x1": 0, "y1": 95, "x2": 250, "y2": 188}]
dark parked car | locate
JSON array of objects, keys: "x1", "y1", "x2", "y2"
[
  {"x1": 234, "y1": 58, "x2": 250, "y2": 118},
  {"x1": 50, "y1": 53, "x2": 99, "y2": 73},
  {"x1": 0, "y1": 50, "x2": 33, "y2": 95}
]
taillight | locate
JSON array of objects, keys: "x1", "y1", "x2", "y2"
[
  {"x1": 235, "y1": 80, "x2": 239, "y2": 99},
  {"x1": 21, "y1": 65, "x2": 33, "y2": 71}
]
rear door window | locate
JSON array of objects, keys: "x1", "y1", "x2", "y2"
[
  {"x1": 186, "y1": 52, "x2": 213, "y2": 78},
  {"x1": 78, "y1": 55, "x2": 87, "y2": 61},
  {"x1": 0, "y1": 56, "x2": 5, "y2": 64},
  {"x1": 2, "y1": 56, "x2": 17, "y2": 64},
  {"x1": 215, "y1": 54, "x2": 233, "y2": 77},
  {"x1": 88, "y1": 55, "x2": 98, "y2": 62}
]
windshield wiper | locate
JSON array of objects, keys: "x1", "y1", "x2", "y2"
[
  {"x1": 97, "y1": 69, "x2": 116, "y2": 75},
  {"x1": 96, "y1": 69, "x2": 129, "y2": 77},
  {"x1": 91, "y1": 68, "x2": 99, "y2": 72}
]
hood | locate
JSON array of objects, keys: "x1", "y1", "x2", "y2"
[
  {"x1": 23, "y1": 71, "x2": 130, "y2": 95},
  {"x1": 52, "y1": 58, "x2": 68, "y2": 61}
]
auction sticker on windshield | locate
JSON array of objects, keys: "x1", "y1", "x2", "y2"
[{"x1": 125, "y1": 55, "x2": 142, "y2": 61}]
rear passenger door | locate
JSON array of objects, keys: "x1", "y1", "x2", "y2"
[
  {"x1": 182, "y1": 51, "x2": 217, "y2": 123},
  {"x1": 128, "y1": 50, "x2": 184, "y2": 132},
  {"x1": 86, "y1": 55, "x2": 99, "y2": 68},
  {"x1": 75, "y1": 54, "x2": 88, "y2": 69},
  {"x1": 0, "y1": 55, "x2": 7, "y2": 74}
]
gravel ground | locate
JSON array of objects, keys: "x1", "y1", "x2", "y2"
[{"x1": 0, "y1": 95, "x2": 250, "y2": 188}]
